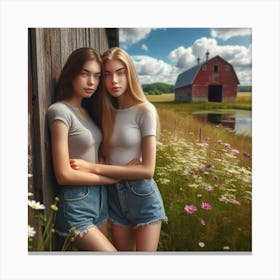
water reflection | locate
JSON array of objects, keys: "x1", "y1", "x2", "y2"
[{"x1": 192, "y1": 110, "x2": 252, "y2": 137}]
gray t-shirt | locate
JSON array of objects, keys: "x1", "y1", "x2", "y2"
[
  {"x1": 107, "y1": 102, "x2": 157, "y2": 166},
  {"x1": 47, "y1": 102, "x2": 102, "y2": 163}
]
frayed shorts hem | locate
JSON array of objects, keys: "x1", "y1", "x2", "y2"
[
  {"x1": 55, "y1": 218, "x2": 108, "y2": 238},
  {"x1": 109, "y1": 217, "x2": 168, "y2": 229}
]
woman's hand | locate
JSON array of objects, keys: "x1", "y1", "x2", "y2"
[{"x1": 69, "y1": 159, "x2": 94, "y2": 173}]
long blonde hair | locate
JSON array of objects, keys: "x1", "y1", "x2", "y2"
[{"x1": 100, "y1": 47, "x2": 159, "y2": 157}]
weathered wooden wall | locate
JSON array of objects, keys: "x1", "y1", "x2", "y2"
[{"x1": 28, "y1": 28, "x2": 118, "y2": 217}]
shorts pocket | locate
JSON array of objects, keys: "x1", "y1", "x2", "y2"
[
  {"x1": 127, "y1": 179, "x2": 155, "y2": 197},
  {"x1": 61, "y1": 186, "x2": 89, "y2": 201}
]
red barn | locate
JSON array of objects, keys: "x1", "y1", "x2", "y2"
[{"x1": 174, "y1": 54, "x2": 239, "y2": 102}]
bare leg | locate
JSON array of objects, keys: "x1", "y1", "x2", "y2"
[
  {"x1": 99, "y1": 220, "x2": 109, "y2": 237},
  {"x1": 74, "y1": 226, "x2": 117, "y2": 251},
  {"x1": 111, "y1": 223, "x2": 136, "y2": 251},
  {"x1": 136, "y1": 221, "x2": 162, "y2": 251}
]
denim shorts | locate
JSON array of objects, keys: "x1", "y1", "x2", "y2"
[
  {"x1": 55, "y1": 185, "x2": 108, "y2": 237},
  {"x1": 107, "y1": 179, "x2": 168, "y2": 228}
]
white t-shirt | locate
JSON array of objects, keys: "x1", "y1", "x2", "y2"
[
  {"x1": 47, "y1": 102, "x2": 102, "y2": 163},
  {"x1": 107, "y1": 102, "x2": 157, "y2": 166}
]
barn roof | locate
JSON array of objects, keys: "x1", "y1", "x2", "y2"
[
  {"x1": 174, "y1": 64, "x2": 200, "y2": 89},
  {"x1": 174, "y1": 55, "x2": 240, "y2": 89}
]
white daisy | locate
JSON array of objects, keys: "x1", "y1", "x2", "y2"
[
  {"x1": 28, "y1": 200, "x2": 45, "y2": 210},
  {"x1": 28, "y1": 225, "x2": 36, "y2": 238}
]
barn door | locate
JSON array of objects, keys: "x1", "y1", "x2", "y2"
[{"x1": 208, "y1": 85, "x2": 222, "y2": 102}]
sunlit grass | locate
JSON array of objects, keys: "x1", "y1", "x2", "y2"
[{"x1": 151, "y1": 94, "x2": 252, "y2": 251}]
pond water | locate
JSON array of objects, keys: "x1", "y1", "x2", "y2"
[{"x1": 192, "y1": 109, "x2": 252, "y2": 137}]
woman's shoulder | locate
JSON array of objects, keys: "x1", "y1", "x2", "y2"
[
  {"x1": 47, "y1": 102, "x2": 73, "y2": 121},
  {"x1": 47, "y1": 101, "x2": 71, "y2": 115},
  {"x1": 48, "y1": 101, "x2": 67, "y2": 111},
  {"x1": 137, "y1": 102, "x2": 157, "y2": 114}
]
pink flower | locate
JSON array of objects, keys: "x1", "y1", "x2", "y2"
[
  {"x1": 224, "y1": 143, "x2": 231, "y2": 149},
  {"x1": 243, "y1": 151, "x2": 252, "y2": 158},
  {"x1": 213, "y1": 174, "x2": 220, "y2": 182},
  {"x1": 205, "y1": 162, "x2": 213, "y2": 168},
  {"x1": 205, "y1": 185, "x2": 213, "y2": 191},
  {"x1": 184, "y1": 204, "x2": 197, "y2": 214},
  {"x1": 217, "y1": 139, "x2": 223, "y2": 144},
  {"x1": 201, "y1": 202, "x2": 212, "y2": 210},
  {"x1": 231, "y1": 149, "x2": 240, "y2": 154},
  {"x1": 228, "y1": 199, "x2": 241, "y2": 205}
]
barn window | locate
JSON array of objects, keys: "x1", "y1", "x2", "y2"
[{"x1": 213, "y1": 65, "x2": 219, "y2": 73}]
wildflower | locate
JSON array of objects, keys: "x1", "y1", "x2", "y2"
[
  {"x1": 243, "y1": 151, "x2": 252, "y2": 158},
  {"x1": 228, "y1": 198, "x2": 241, "y2": 206},
  {"x1": 224, "y1": 143, "x2": 231, "y2": 149},
  {"x1": 28, "y1": 192, "x2": 33, "y2": 197},
  {"x1": 201, "y1": 202, "x2": 212, "y2": 210},
  {"x1": 231, "y1": 149, "x2": 240, "y2": 154},
  {"x1": 197, "y1": 194, "x2": 202, "y2": 198},
  {"x1": 70, "y1": 227, "x2": 77, "y2": 234},
  {"x1": 28, "y1": 225, "x2": 36, "y2": 238},
  {"x1": 184, "y1": 204, "x2": 197, "y2": 214},
  {"x1": 205, "y1": 162, "x2": 213, "y2": 168},
  {"x1": 205, "y1": 185, "x2": 213, "y2": 191},
  {"x1": 28, "y1": 174, "x2": 33, "y2": 178},
  {"x1": 217, "y1": 139, "x2": 223, "y2": 144},
  {"x1": 200, "y1": 218, "x2": 206, "y2": 226},
  {"x1": 199, "y1": 167, "x2": 205, "y2": 173},
  {"x1": 198, "y1": 242, "x2": 205, "y2": 248},
  {"x1": 157, "y1": 178, "x2": 170, "y2": 185},
  {"x1": 223, "y1": 246, "x2": 230, "y2": 250},
  {"x1": 213, "y1": 174, "x2": 221, "y2": 183},
  {"x1": 28, "y1": 200, "x2": 45, "y2": 210},
  {"x1": 50, "y1": 204, "x2": 58, "y2": 211}
]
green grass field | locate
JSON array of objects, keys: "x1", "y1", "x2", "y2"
[{"x1": 149, "y1": 93, "x2": 252, "y2": 251}]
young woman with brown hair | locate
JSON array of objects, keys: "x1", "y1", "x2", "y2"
[{"x1": 47, "y1": 47, "x2": 117, "y2": 251}]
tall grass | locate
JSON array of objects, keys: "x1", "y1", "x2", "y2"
[{"x1": 151, "y1": 95, "x2": 252, "y2": 251}]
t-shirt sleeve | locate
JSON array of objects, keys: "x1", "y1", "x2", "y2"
[
  {"x1": 139, "y1": 103, "x2": 157, "y2": 137},
  {"x1": 47, "y1": 103, "x2": 71, "y2": 129}
]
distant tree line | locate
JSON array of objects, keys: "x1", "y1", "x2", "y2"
[
  {"x1": 238, "y1": 85, "x2": 252, "y2": 92},
  {"x1": 142, "y1": 83, "x2": 174, "y2": 95},
  {"x1": 142, "y1": 83, "x2": 252, "y2": 94}
]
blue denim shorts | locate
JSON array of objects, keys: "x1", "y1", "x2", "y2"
[
  {"x1": 107, "y1": 179, "x2": 168, "y2": 228},
  {"x1": 55, "y1": 185, "x2": 108, "y2": 237}
]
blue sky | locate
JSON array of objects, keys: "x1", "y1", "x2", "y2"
[{"x1": 119, "y1": 28, "x2": 252, "y2": 86}]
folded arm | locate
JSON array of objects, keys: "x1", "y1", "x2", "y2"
[{"x1": 70, "y1": 135, "x2": 156, "y2": 180}]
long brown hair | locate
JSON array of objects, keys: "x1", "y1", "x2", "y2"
[
  {"x1": 55, "y1": 47, "x2": 102, "y2": 125},
  {"x1": 100, "y1": 47, "x2": 160, "y2": 157}
]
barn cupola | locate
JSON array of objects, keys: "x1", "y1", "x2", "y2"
[{"x1": 206, "y1": 50, "x2": 210, "y2": 61}]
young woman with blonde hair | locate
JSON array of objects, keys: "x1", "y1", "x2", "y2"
[
  {"x1": 47, "y1": 47, "x2": 117, "y2": 251},
  {"x1": 70, "y1": 47, "x2": 167, "y2": 251}
]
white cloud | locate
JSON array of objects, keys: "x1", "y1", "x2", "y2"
[
  {"x1": 119, "y1": 28, "x2": 154, "y2": 49},
  {"x1": 141, "y1": 44, "x2": 148, "y2": 51},
  {"x1": 132, "y1": 55, "x2": 179, "y2": 84},
  {"x1": 168, "y1": 37, "x2": 252, "y2": 85},
  {"x1": 210, "y1": 28, "x2": 251, "y2": 41}
]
